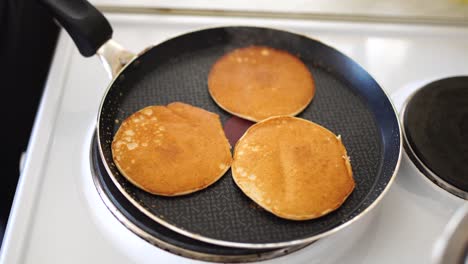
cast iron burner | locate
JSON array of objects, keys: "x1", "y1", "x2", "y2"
[
  {"x1": 89, "y1": 134, "x2": 310, "y2": 263},
  {"x1": 403, "y1": 76, "x2": 468, "y2": 199}
]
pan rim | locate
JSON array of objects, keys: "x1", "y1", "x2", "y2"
[{"x1": 96, "y1": 25, "x2": 402, "y2": 249}]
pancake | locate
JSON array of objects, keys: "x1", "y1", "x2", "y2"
[
  {"x1": 111, "y1": 102, "x2": 232, "y2": 196},
  {"x1": 208, "y1": 46, "x2": 315, "y2": 122},
  {"x1": 232, "y1": 116, "x2": 354, "y2": 220}
]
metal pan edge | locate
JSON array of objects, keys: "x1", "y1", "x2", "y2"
[{"x1": 95, "y1": 26, "x2": 402, "y2": 249}]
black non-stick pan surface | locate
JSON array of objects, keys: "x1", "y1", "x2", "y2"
[{"x1": 97, "y1": 27, "x2": 401, "y2": 248}]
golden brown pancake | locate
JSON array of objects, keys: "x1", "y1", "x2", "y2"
[
  {"x1": 111, "y1": 102, "x2": 232, "y2": 196},
  {"x1": 208, "y1": 46, "x2": 315, "y2": 122},
  {"x1": 232, "y1": 116, "x2": 354, "y2": 220}
]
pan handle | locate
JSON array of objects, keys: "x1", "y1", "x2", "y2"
[
  {"x1": 40, "y1": 0, "x2": 112, "y2": 57},
  {"x1": 40, "y1": 0, "x2": 135, "y2": 78},
  {"x1": 96, "y1": 40, "x2": 136, "y2": 79}
]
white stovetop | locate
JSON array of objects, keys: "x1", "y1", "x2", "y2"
[{"x1": 1, "y1": 13, "x2": 468, "y2": 264}]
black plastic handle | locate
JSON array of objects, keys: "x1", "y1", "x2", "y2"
[{"x1": 40, "y1": 0, "x2": 113, "y2": 57}]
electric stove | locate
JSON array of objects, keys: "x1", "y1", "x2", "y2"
[{"x1": 1, "y1": 12, "x2": 467, "y2": 264}]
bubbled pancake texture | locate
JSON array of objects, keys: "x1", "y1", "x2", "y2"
[
  {"x1": 99, "y1": 40, "x2": 382, "y2": 244},
  {"x1": 208, "y1": 46, "x2": 315, "y2": 121},
  {"x1": 232, "y1": 116, "x2": 355, "y2": 220},
  {"x1": 112, "y1": 103, "x2": 232, "y2": 196}
]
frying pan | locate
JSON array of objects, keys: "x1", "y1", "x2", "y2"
[{"x1": 42, "y1": 0, "x2": 402, "y2": 249}]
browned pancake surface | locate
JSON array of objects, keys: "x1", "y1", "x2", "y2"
[
  {"x1": 208, "y1": 46, "x2": 315, "y2": 122},
  {"x1": 112, "y1": 102, "x2": 232, "y2": 196},
  {"x1": 232, "y1": 116, "x2": 354, "y2": 220}
]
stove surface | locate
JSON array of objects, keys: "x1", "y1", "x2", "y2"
[{"x1": 1, "y1": 13, "x2": 467, "y2": 264}]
